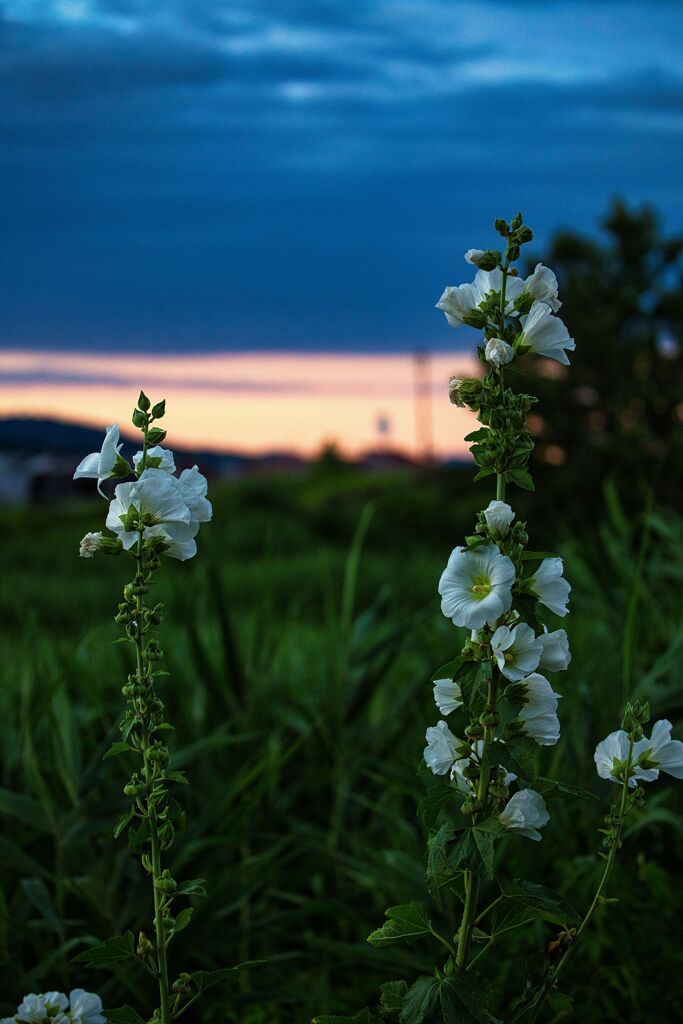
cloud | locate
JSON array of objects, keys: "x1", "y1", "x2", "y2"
[{"x1": 0, "y1": 0, "x2": 681, "y2": 353}]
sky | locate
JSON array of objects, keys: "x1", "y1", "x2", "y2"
[{"x1": 0, "y1": 0, "x2": 682, "y2": 454}]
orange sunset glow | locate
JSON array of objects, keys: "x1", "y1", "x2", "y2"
[{"x1": 0, "y1": 349, "x2": 480, "y2": 459}]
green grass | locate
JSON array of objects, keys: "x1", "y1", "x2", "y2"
[{"x1": 1, "y1": 470, "x2": 682, "y2": 1022}]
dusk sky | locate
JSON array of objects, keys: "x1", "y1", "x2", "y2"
[{"x1": 1, "y1": 0, "x2": 682, "y2": 454}]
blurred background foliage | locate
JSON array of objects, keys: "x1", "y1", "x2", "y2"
[{"x1": 1, "y1": 202, "x2": 682, "y2": 1023}]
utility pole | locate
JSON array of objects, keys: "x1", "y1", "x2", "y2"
[{"x1": 413, "y1": 348, "x2": 433, "y2": 464}]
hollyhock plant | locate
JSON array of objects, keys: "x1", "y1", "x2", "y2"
[
  {"x1": 67, "y1": 393, "x2": 244, "y2": 1024},
  {"x1": 317, "y1": 213, "x2": 683, "y2": 1024}
]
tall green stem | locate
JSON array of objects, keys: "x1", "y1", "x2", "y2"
[
  {"x1": 527, "y1": 740, "x2": 635, "y2": 1023},
  {"x1": 134, "y1": 422, "x2": 171, "y2": 1024}
]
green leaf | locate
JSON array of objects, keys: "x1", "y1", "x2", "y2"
[
  {"x1": 400, "y1": 977, "x2": 440, "y2": 1024},
  {"x1": 171, "y1": 906, "x2": 193, "y2": 936},
  {"x1": 471, "y1": 820, "x2": 505, "y2": 880},
  {"x1": 464, "y1": 428, "x2": 490, "y2": 443},
  {"x1": 432, "y1": 658, "x2": 464, "y2": 681},
  {"x1": 439, "y1": 973, "x2": 491, "y2": 1024},
  {"x1": 535, "y1": 777, "x2": 597, "y2": 801},
  {"x1": 488, "y1": 740, "x2": 534, "y2": 782},
  {"x1": 128, "y1": 817, "x2": 150, "y2": 854},
  {"x1": 506, "y1": 468, "x2": 534, "y2": 492},
  {"x1": 520, "y1": 551, "x2": 559, "y2": 562},
  {"x1": 191, "y1": 962, "x2": 263, "y2": 994},
  {"x1": 418, "y1": 784, "x2": 453, "y2": 830},
  {"x1": 20, "y1": 878, "x2": 60, "y2": 930},
  {"x1": 400, "y1": 973, "x2": 491, "y2": 1024},
  {"x1": 314, "y1": 1012, "x2": 381, "y2": 1024},
  {"x1": 113, "y1": 807, "x2": 135, "y2": 839},
  {"x1": 367, "y1": 903, "x2": 432, "y2": 948},
  {"x1": 103, "y1": 1008, "x2": 146, "y2": 1024},
  {"x1": 380, "y1": 981, "x2": 409, "y2": 1016},
  {"x1": 177, "y1": 877, "x2": 207, "y2": 897},
  {"x1": 164, "y1": 770, "x2": 189, "y2": 785},
  {"x1": 457, "y1": 662, "x2": 482, "y2": 708},
  {"x1": 72, "y1": 932, "x2": 136, "y2": 966},
  {"x1": 103, "y1": 742, "x2": 133, "y2": 761},
  {"x1": 498, "y1": 878, "x2": 581, "y2": 928}
]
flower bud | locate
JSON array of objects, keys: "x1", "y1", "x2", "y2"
[
  {"x1": 137, "y1": 391, "x2": 151, "y2": 412},
  {"x1": 465, "y1": 721, "x2": 484, "y2": 739},
  {"x1": 516, "y1": 227, "x2": 533, "y2": 244},
  {"x1": 511, "y1": 212, "x2": 523, "y2": 231},
  {"x1": 137, "y1": 931, "x2": 154, "y2": 958},
  {"x1": 461, "y1": 797, "x2": 477, "y2": 816},
  {"x1": 172, "y1": 973, "x2": 192, "y2": 995},
  {"x1": 495, "y1": 218, "x2": 509, "y2": 237},
  {"x1": 450, "y1": 376, "x2": 482, "y2": 411},
  {"x1": 479, "y1": 710, "x2": 500, "y2": 728},
  {"x1": 154, "y1": 869, "x2": 177, "y2": 894},
  {"x1": 468, "y1": 249, "x2": 500, "y2": 272},
  {"x1": 132, "y1": 408, "x2": 147, "y2": 429},
  {"x1": 124, "y1": 778, "x2": 145, "y2": 797},
  {"x1": 485, "y1": 338, "x2": 514, "y2": 367}
]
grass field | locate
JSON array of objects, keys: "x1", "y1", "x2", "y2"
[{"x1": 1, "y1": 468, "x2": 682, "y2": 1022}]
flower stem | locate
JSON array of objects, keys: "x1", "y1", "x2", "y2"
[
  {"x1": 455, "y1": 672, "x2": 498, "y2": 970},
  {"x1": 135, "y1": 525, "x2": 171, "y2": 1024},
  {"x1": 527, "y1": 740, "x2": 635, "y2": 1023}
]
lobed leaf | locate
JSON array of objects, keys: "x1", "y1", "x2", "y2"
[
  {"x1": 72, "y1": 931, "x2": 136, "y2": 966},
  {"x1": 367, "y1": 902, "x2": 432, "y2": 948},
  {"x1": 498, "y1": 878, "x2": 581, "y2": 928}
]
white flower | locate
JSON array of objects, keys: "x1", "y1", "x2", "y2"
[
  {"x1": 485, "y1": 337, "x2": 514, "y2": 367},
  {"x1": 491, "y1": 623, "x2": 542, "y2": 682},
  {"x1": 436, "y1": 281, "x2": 482, "y2": 327},
  {"x1": 73, "y1": 424, "x2": 123, "y2": 492},
  {"x1": 177, "y1": 466, "x2": 212, "y2": 525},
  {"x1": 528, "y1": 558, "x2": 570, "y2": 616},
  {"x1": 523, "y1": 263, "x2": 561, "y2": 312},
  {"x1": 133, "y1": 446, "x2": 175, "y2": 474},
  {"x1": 106, "y1": 469, "x2": 196, "y2": 556},
  {"x1": 594, "y1": 730, "x2": 647, "y2": 787},
  {"x1": 517, "y1": 673, "x2": 561, "y2": 745},
  {"x1": 433, "y1": 678, "x2": 463, "y2": 715},
  {"x1": 79, "y1": 531, "x2": 103, "y2": 559},
  {"x1": 423, "y1": 720, "x2": 458, "y2": 775},
  {"x1": 483, "y1": 500, "x2": 515, "y2": 539},
  {"x1": 68, "y1": 989, "x2": 106, "y2": 1024},
  {"x1": 499, "y1": 788, "x2": 549, "y2": 841},
  {"x1": 637, "y1": 719, "x2": 683, "y2": 781},
  {"x1": 519, "y1": 301, "x2": 575, "y2": 365},
  {"x1": 16, "y1": 992, "x2": 68, "y2": 1023},
  {"x1": 439, "y1": 544, "x2": 515, "y2": 630},
  {"x1": 537, "y1": 628, "x2": 571, "y2": 673},
  {"x1": 464, "y1": 249, "x2": 485, "y2": 266}
]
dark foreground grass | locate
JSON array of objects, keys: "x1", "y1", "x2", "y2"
[{"x1": 1, "y1": 469, "x2": 682, "y2": 1022}]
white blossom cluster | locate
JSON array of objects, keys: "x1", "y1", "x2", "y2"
[
  {"x1": 1, "y1": 989, "x2": 104, "y2": 1024},
  {"x1": 74, "y1": 424, "x2": 212, "y2": 561},
  {"x1": 424, "y1": 497, "x2": 571, "y2": 842},
  {"x1": 595, "y1": 720, "x2": 683, "y2": 787},
  {"x1": 437, "y1": 258, "x2": 575, "y2": 367}
]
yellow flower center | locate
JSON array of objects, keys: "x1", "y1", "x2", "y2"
[{"x1": 471, "y1": 575, "x2": 492, "y2": 599}]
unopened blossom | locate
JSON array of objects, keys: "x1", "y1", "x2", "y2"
[
  {"x1": 499, "y1": 788, "x2": 549, "y2": 841},
  {"x1": 450, "y1": 739, "x2": 483, "y2": 794},
  {"x1": 423, "y1": 720, "x2": 458, "y2": 776},
  {"x1": 68, "y1": 989, "x2": 106, "y2": 1024},
  {"x1": 528, "y1": 558, "x2": 571, "y2": 616},
  {"x1": 523, "y1": 263, "x2": 561, "y2": 312},
  {"x1": 439, "y1": 544, "x2": 515, "y2": 630},
  {"x1": 73, "y1": 424, "x2": 123, "y2": 492},
  {"x1": 79, "y1": 531, "x2": 103, "y2": 559},
  {"x1": 537, "y1": 628, "x2": 571, "y2": 673},
  {"x1": 491, "y1": 622, "x2": 542, "y2": 681},
  {"x1": 106, "y1": 469, "x2": 195, "y2": 554},
  {"x1": 464, "y1": 249, "x2": 486, "y2": 266},
  {"x1": 517, "y1": 673, "x2": 561, "y2": 745},
  {"x1": 433, "y1": 678, "x2": 463, "y2": 715},
  {"x1": 519, "y1": 301, "x2": 576, "y2": 365},
  {"x1": 485, "y1": 337, "x2": 514, "y2": 367},
  {"x1": 594, "y1": 730, "x2": 644, "y2": 787},
  {"x1": 483, "y1": 500, "x2": 515, "y2": 539},
  {"x1": 636, "y1": 719, "x2": 683, "y2": 782},
  {"x1": 133, "y1": 445, "x2": 175, "y2": 474}
]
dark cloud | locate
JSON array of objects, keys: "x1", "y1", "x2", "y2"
[{"x1": 0, "y1": 0, "x2": 681, "y2": 353}]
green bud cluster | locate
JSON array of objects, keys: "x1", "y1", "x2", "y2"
[{"x1": 622, "y1": 700, "x2": 650, "y2": 740}]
